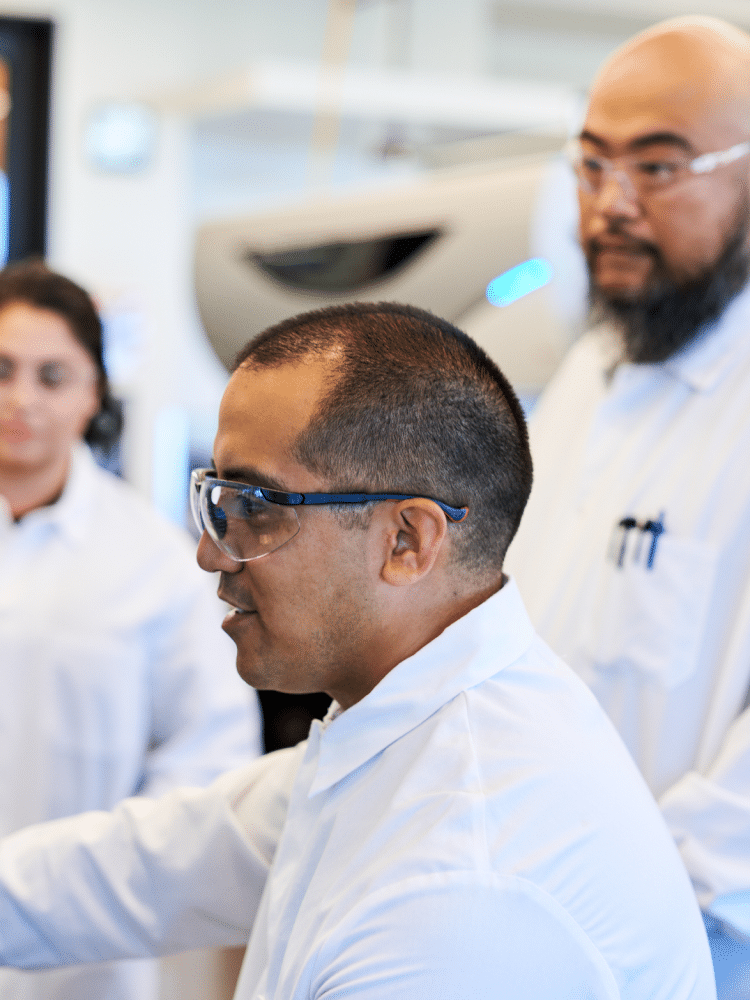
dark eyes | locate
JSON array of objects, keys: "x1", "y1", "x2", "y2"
[
  {"x1": 581, "y1": 156, "x2": 603, "y2": 173},
  {"x1": 0, "y1": 356, "x2": 75, "y2": 388},
  {"x1": 38, "y1": 362, "x2": 72, "y2": 388},
  {"x1": 582, "y1": 156, "x2": 681, "y2": 175},
  {"x1": 634, "y1": 161, "x2": 680, "y2": 178},
  {"x1": 240, "y1": 494, "x2": 269, "y2": 517}
]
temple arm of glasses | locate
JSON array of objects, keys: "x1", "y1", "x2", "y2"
[
  {"x1": 691, "y1": 140, "x2": 750, "y2": 174},
  {"x1": 273, "y1": 491, "x2": 469, "y2": 522}
]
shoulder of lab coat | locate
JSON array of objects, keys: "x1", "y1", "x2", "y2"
[{"x1": 0, "y1": 746, "x2": 302, "y2": 969}]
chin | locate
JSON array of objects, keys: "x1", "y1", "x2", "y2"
[
  {"x1": 234, "y1": 652, "x2": 286, "y2": 693},
  {"x1": 234, "y1": 658, "x2": 265, "y2": 690},
  {"x1": 0, "y1": 442, "x2": 47, "y2": 471},
  {"x1": 598, "y1": 288, "x2": 652, "y2": 310}
]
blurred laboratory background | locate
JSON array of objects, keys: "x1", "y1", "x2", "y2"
[
  {"x1": 2, "y1": 0, "x2": 746, "y2": 517},
  {"x1": 0, "y1": 1, "x2": 746, "y2": 993}
]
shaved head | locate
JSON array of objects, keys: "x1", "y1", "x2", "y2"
[
  {"x1": 592, "y1": 18, "x2": 750, "y2": 146},
  {"x1": 578, "y1": 17, "x2": 750, "y2": 363}
]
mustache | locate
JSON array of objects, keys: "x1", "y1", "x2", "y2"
[
  {"x1": 218, "y1": 579, "x2": 257, "y2": 613},
  {"x1": 587, "y1": 226, "x2": 661, "y2": 261}
]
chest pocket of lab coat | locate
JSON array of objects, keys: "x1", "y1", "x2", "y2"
[{"x1": 580, "y1": 534, "x2": 719, "y2": 689}]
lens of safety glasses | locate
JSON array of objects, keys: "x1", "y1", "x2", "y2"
[{"x1": 191, "y1": 471, "x2": 300, "y2": 561}]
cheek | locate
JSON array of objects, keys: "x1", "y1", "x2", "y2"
[
  {"x1": 649, "y1": 186, "x2": 744, "y2": 272},
  {"x1": 71, "y1": 387, "x2": 101, "y2": 436},
  {"x1": 653, "y1": 208, "x2": 712, "y2": 257},
  {"x1": 253, "y1": 556, "x2": 353, "y2": 638},
  {"x1": 48, "y1": 397, "x2": 98, "y2": 444},
  {"x1": 577, "y1": 196, "x2": 591, "y2": 241}
]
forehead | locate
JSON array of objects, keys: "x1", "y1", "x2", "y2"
[
  {"x1": 0, "y1": 301, "x2": 89, "y2": 364},
  {"x1": 585, "y1": 39, "x2": 746, "y2": 149},
  {"x1": 215, "y1": 359, "x2": 332, "y2": 486}
]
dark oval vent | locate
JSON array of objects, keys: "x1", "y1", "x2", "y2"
[{"x1": 245, "y1": 229, "x2": 441, "y2": 294}]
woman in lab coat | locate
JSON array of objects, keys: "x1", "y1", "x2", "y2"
[{"x1": 0, "y1": 260, "x2": 260, "y2": 1000}]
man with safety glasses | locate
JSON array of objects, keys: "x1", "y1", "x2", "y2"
[
  {"x1": 0, "y1": 303, "x2": 713, "y2": 998},
  {"x1": 506, "y1": 17, "x2": 750, "y2": 997}
]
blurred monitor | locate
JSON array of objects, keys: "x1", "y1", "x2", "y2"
[{"x1": 0, "y1": 17, "x2": 52, "y2": 264}]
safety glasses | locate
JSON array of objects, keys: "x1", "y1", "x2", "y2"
[
  {"x1": 190, "y1": 467, "x2": 468, "y2": 562},
  {"x1": 565, "y1": 137, "x2": 750, "y2": 199}
]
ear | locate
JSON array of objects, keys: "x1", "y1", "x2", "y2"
[{"x1": 379, "y1": 498, "x2": 448, "y2": 587}]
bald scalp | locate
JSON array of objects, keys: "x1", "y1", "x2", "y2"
[{"x1": 590, "y1": 18, "x2": 750, "y2": 133}]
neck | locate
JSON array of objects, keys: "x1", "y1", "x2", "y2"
[
  {"x1": 331, "y1": 574, "x2": 504, "y2": 711},
  {"x1": 0, "y1": 453, "x2": 71, "y2": 520}
]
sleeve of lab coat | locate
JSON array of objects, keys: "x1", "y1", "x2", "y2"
[
  {"x1": 308, "y1": 874, "x2": 633, "y2": 1000},
  {"x1": 308, "y1": 875, "x2": 714, "y2": 1000},
  {"x1": 0, "y1": 747, "x2": 299, "y2": 970},
  {"x1": 661, "y1": 705, "x2": 750, "y2": 939}
]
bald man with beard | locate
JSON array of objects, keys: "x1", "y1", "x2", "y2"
[{"x1": 506, "y1": 17, "x2": 750, "y2": 998}]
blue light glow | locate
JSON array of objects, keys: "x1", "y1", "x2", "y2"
[{"x1": 486, "y1": 258, "x2": 553, "y2": 307}]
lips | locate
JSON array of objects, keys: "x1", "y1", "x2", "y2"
[
  {"x1": 589, "y1": 231, "x2": 659, "y2": 258},
  {"x1": 594, "y1": 240, "x2": 648, "y2": 255},
  {"x1": 219, "y1": 592, "x2": 256, "y2": 614},
  {"x1": 0, "y1": 420, "x2": 34, "y2": 441},
  {"x1": 221, "y1": 605, "x2": 258, "y2": 638}
]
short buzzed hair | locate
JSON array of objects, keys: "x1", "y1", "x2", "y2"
[{"x1": 236, "y1": 303, "x2": 533, "y2": 575}]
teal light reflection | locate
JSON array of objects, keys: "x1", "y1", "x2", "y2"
[{"x1": 486, "y1": 258, "x2": 553, "y2": 307}]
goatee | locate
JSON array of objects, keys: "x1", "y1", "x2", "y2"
[{"x1": 588, "y1": 213, "x2": 750, "y2": 364}]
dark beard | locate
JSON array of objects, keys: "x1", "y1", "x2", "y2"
[{"x1": 588, "y1": 217, "x2": 750, "y2": 364}]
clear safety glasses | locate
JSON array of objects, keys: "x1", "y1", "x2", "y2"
[
  {"x1": 565, "y1": 137, "x2": 750, "y2": 199},
  {"x1": 190, "y1": 467, "x2": 468, "y2": 562}
]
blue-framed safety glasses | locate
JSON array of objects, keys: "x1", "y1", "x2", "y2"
[{"x1": 190, "y1": 468, "x2": 468, "y2": 562}]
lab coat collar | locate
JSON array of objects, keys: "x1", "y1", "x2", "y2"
[
  {"x1": 12, "y1": 444, "x2": 96, "y2": 547},
  {"x1": 307, "y1": 577, "x2": 535, "y2": 796}
]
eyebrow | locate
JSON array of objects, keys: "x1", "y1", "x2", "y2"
[
  {"x1": 579, "y1": 129, "x2": 694, "y2": 154},
  {"x1": 211, "y1": 463, "x2": 290, "y2": 492},
  {"x1": 0, "y1": 351, "x2": 74, "y2": 366}
]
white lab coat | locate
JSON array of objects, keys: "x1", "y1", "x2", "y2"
[
  {"x1": 0, "y1": 581, "x2": 716, "y2": 999},
  {"x1": 0, "y1": 444, "x2": 262, "y2": 999},
  {"x1": 506, "y1": 283, "x2": 750, "y2": 940}
]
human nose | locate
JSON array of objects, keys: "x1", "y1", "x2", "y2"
[
  {"x1": 593, "y1": 167, "x2": 641, "y2": 217},
  {"x1": 0, "y1": 371, "x2": 40, "y2": 410},
  {"x1": 196, "y1": 529, "x2": 243, "y2": 574}
]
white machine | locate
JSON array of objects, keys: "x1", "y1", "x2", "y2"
[{"x1": 194, "y1": 152, "x2": 587, "y2": 401}]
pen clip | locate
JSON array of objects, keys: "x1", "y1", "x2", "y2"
[
  {"x1": 617, "y1": 516, "x2": 637, "y2": 567},
  {"x1": 642, "y1": 513, "x2": 665, "y2": 570}
]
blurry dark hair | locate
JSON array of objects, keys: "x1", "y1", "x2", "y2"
[
  {"x1": 236, "y1": 302, "x2": 533, "y2": 576},
  {"x1": 0, "y1": 259, "x2": 122, "y2": 451}
]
